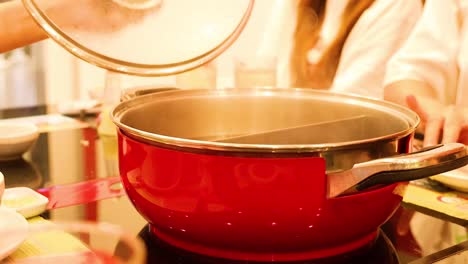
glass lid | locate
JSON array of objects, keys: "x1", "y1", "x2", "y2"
[{"x1": 22, "y1": 0, "x2": 254, "y2": 76}]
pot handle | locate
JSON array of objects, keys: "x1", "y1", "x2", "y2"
[
  {"x1": 353, "y1": 143, "x2": 467, "y2": 192},
  {"x1": 327, "y1": 143, "x2": 468, "y2": 197}
]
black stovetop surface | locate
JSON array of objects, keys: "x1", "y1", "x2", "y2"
[{"x1": 137, "y1": 225, "x2": 400, "y2": 264}]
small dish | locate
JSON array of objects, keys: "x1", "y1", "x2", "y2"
[
  {"x1": 0, "y1": 123, "x2": 39, "y2": 161},
  {"x1": 431, "y1": 165, "x2": 468, "y2": 192},
  {"x1": 0, "y1": 207, "x2": 28, "y2": 261},
  {"x1": 1, "y1": 187, "x2": 49, "y2": 219}
]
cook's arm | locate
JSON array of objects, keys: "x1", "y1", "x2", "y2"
[
  {"x1": 383, "y1": 0, "x2": 460, "y2": 105},
  {"x1": 382, "y1": 0, "x2": 466, "y2": 146},
  {"x1": 0, "y1": 0, "x2": 48, "y2": 53}
]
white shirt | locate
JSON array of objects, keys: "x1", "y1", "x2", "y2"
[
  {"x1": 324, "y1": 0, "x2": 422, "y2": 98},
  {"x1": 385, "y1": 0, "x2": 468, "y2": 106},
  {"x1": 197, "y1": 0, "x2": 421, "y2": 98},
  {"x1": 246, "y1": 0, "x2": 422, "y2": 98}
]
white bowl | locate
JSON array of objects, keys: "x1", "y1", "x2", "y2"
[
  {"x1": 0, "y1": 207, "x2": 28, "y2": 261},
  {"x1": 431, "y1": 165, "x2": 468, "y2": 192},
  {"x1": 0, "y1": 123, "x2": 39, "y2": 161}
]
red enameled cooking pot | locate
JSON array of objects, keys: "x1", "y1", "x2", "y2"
[{"x1": 112, "y1": 88, "x2": 467, "y2": 261}]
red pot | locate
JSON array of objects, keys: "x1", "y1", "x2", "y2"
[{"x1": 112, "y1": 88, "x2": 467, "y2": 261}]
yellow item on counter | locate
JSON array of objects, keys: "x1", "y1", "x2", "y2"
[
  {"x1": 5, "y1": 217, "x2": 89, "y2": 262},
  {"x1": 98, "y1": 105, "x2": 118, "y2": 137},
  {"x1": 403, "y1": 182, "x2": 468, "y2": 221}
]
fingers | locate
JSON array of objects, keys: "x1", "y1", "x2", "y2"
[
  {"x1": 458, "y1": 125, "x2": 468, "y2": 145},
  {"x1": 396, "y1": 208, "x2": 415, "y2": 236},
  {"x1": 405, "y1": 96, "x2": 467, "y2": 145},
  {"x1": 404, "y1": 95, "x2": 468, "y2": 145},
  {"x1": 442, "y1": 105, "x2": 463, "y2": 143},
  {"x1": 406, "y1": 95, "x2": 443, "y2": 146},
  {"x1": 406, "y1": 95, "x2": 427, "y2": 121},
  {"x1": 424, "y1": 116, "x2": 443, "y2": 146}
]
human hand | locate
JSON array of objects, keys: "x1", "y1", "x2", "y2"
[
  {"x1": 39, "y1": 0, "x2": 161, "y2": 32},
  {"x1": 406, "y1": 95, "x2": 468, "y2": 146}
]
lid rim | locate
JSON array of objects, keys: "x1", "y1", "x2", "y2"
[{"x1": 22, "y1": 0, "x2": 255, "y2": 76}]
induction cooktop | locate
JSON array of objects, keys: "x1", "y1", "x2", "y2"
[{"x1": 137, "y1": 225, "x2": 400, "y2": 264}]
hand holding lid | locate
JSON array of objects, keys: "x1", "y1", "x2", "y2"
[{"x1": 22, "y1": 0, "x2": 254, "y2": 76}]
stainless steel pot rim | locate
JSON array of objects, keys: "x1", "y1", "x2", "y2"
[{"x1": 111, "y1": 88, "x2": 420, "y2": 153}]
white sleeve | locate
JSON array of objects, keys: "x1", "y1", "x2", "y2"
[
  {"x1": 383, "y1": 0, "x2": 460, "y2": 103},
  {"x1": 330, "y1": 0, "x2": 423, "y2": 99}
]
